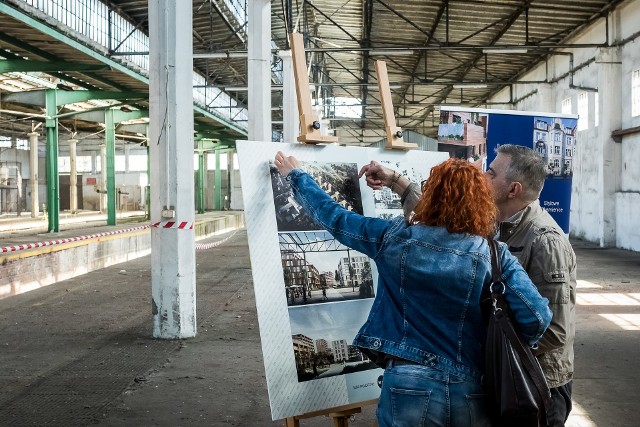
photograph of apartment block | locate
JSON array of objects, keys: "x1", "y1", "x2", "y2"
[
  {"x1": 291, "y1": 333, "x2": 373, "y2": 382},
  {"x1": 437, "y1": 110, "x2": 488, "y2": 170},
  {"x1": 269, "y1": 161, "x2": 363, "y2": 232},
  {"x1": 533, "y1": 117, "x2": 577, "y2": 178},
  {"x1": 336, "y1": 255, "x2": 371, "y2": 288},
  {"x1": 280, "y1": 233, "x2": 374, "y2": 306}
]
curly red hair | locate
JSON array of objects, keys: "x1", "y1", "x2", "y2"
[{"x1": 410, "y1": 158, "x2": 497, "y2": 238}]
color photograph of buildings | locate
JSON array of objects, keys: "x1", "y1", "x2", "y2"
[
  {"x1": 288, "y1": 301, "x2": 377, "y2": 382},
  {"x1": 437, "y1": 110, "x2": 489, "y2": 170},
  {"x1": 533, "y1": 117, "x2": 577, "y2": 178},
  {"x1": 280, "y1": 231, "x2": 374, "y2": 307}
]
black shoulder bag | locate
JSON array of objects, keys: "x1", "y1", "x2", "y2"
[{"x1": 485, "y1": 239, "x2": 552, "y2": 427}]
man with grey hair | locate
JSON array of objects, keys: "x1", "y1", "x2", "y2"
[{"x1": 359, "y1": 144, "x2": 576, "y2": 426}]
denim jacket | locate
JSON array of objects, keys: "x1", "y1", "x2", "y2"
[
  {"x1": 287, "y1": 168, "x2": 552, "y2": 383},
  {"x1": 403, "y1": 182, "x2": 574, "y2": 388}
]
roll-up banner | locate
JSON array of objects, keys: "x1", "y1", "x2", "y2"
[{"x1": 438, "y1": 107, "x2": 579, "y2": 233}]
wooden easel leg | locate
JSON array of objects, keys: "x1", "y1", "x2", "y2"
[
  {"x1": 330, "y1": 414, "x2": 349, "y2": 427},
  {"x1": 284, "y1": 416, "x2": 300, "y2": 427}
]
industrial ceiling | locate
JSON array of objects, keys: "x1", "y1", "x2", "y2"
[{"x1": 0, "y1": 0, "x2": 629, "y2": 145}]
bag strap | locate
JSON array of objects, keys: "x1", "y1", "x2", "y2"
[{"x1": 488, "y1": 239, "x2": 553, "y2": 424}]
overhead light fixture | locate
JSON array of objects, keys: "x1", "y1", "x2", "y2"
[
  {"x1": 369, "y1": 49, "x2": 414, "y2": 56},
  {"x1": 193, "y1": 51, "x2": 248, "y2": 59},
  {"x1": 482, "y1": 48, "x2": 528, "y2": 54},
  {"x1": 452, "y1": 84, "x2": 488, "y2": 89},
  {"x1": 368, "y1": 84, "x2": 402, "y2": 90},
  {"x1": 224, "y1": 86, "x2": 248, "y2": 91}
]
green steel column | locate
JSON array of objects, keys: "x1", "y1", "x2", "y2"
[
  {"x1": 45, "y1": 90, "x2": 59, "y2": 232},
  {"x1": 214, "y1": 149, "x2": 222, "y2": 210},
  {"x1": 105, "y1": 109, "x2": 116, "y2": 225},
  {"x1": 197, "y1": 147, "x2": 205, "y2": 214},
  {"x1": 146, "y1": 143, "x2": 150, "y2": 220}
]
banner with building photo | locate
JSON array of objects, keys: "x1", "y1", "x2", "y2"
[
  {"x1": 237, "y1": 141, "x2": 447, "y2": 420},
  {"x1": 438, "y1": 107, "x2": 578, "y2": 233}
]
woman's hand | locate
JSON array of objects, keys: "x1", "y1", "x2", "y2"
[{"x1": 274, "y1": 151, "x2": 301, "y2": 177}]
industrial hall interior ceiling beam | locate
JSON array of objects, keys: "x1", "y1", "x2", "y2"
[{"x1": 0, "y1": 0, "x2": 633, "y2": 147}]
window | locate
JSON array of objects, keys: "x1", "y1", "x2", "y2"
[
  {"x1": 0, "y1": 136, "x2": 11, "y2": 148},
  {"x1": 206, "y1": 153, "x2": 229, "y2": 170},
  {"x1": 115, "y1": 155, "x2": 126, "y2": 172},
  {"x1": 554, "y1": 146, "x2": 560, "y2": 155},
  {"x1": 633, "y1": 69, "x2": 640, "y2": 117},
  {"x1": 577, "y1": 92, "x2": 588, "y2": 131},
  {"x1": 16, "y1": 138, "x2": 28, "y2": 150},
  {"x1": 77, "y1": 156, "x2": 93, "y2": 173},
  {"x1": 128, "y1": 154, "x2": 148, "y2": 172},
  {"x1": 562, "y1": 98, "x2": 572, "y2": 115},
  {"x1": 58, "y1": 156, "x2": 70, "y2": 173}
]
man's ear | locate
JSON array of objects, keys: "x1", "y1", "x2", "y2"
[{"x1": 508, "y1": 181, "x2": 523, "y2": 198}]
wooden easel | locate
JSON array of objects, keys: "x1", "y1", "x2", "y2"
[
  {"x1": 375, "y1": 60, "x2": 417, "y2": 150},
  {"x1": 290, "y1": 32, "x2": 338, "y2": 144},
  {"x1": 283, "y1": 399, "x2": 378, "y2": 427}
]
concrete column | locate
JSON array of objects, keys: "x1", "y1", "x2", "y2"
[
  {"x1": 149, "y1": 0, "x2": 196, "y2": 338},
  {"x1": 226, "y1": 150, "x2": 234, "y2": 210},
  {"x1": 248, "y1": 0, "x2": 271, "y2": 141},
  {"x1": 214, "y1": 150, "x2": 222, "y2": 210},
  {"x1": 68, "y1": 139, "x2": 78, "y2": 213},
  {"x1": 100, "y1": 144, "x2": 107, "y2": 213},
  {"x1": 28, "y1": 132, "x2": 39, "y2": 218},
  {"x1": 279, "y1": 50, "x2": 299, "y2": 143},
  {"x1": 124, "y1": 145, "x2": 131, "y2": 173},
  {"x1": 596, "y1": 47, "x2": 622, "y2": 247}
]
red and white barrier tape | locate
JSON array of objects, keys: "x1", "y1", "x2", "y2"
[
  {"x1": 195, "y1": 230, "x2": 238, "y2": 251},
  {"x1": 0, "y1": 225, "x2": 149, "y2": 253},
  {"x1": 150, "y1": 221, "x2": 194, "y2": 229},
  {"x1": 2, "y1": 223, "x2": 237, "y2": 254}
]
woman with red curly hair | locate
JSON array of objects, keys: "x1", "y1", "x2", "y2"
[{"x1": 274, "y1": 153, "x2": 551, "y2": 427}]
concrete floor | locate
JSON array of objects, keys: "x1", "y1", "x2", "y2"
[{"x1": 0, "y1": 230, "x2": 638, "y2": 426}]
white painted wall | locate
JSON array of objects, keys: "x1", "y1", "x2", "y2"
[{"x1": 487, "y1": 0, "x2": 640, "y2": 251}]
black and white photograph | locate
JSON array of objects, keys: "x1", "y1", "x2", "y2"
[
  {"x1": 373, "y1": 161, "x2": 428, "y2": 213},
  {"x1": 289, "y1": 301, "x2": 378, "y2": 383},
  {"x1": 280, "y1": 231, "x2": 374, "y2": 307},
  {"x1": 375, "y1": 210, "x2": 401, "y2": 221},
  {"x1": 269, "y1": 161, "x2": 364, "y2": 232}
]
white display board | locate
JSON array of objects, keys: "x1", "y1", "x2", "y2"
[{"x1": 237, "y1": 141, "x2": 448, "y2": 420}]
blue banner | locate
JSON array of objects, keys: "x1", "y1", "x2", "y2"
[{"x1": 483, "y1": 112, "x2": 578, "y2": 233}]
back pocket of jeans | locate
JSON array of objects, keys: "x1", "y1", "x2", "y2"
[{"x1": 390, "y1": 387, "x2": 430, "y2": 427}]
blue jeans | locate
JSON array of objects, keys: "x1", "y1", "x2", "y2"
[{"x1": 376, "y1": 361, "x2": 492, "y2": 427}]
